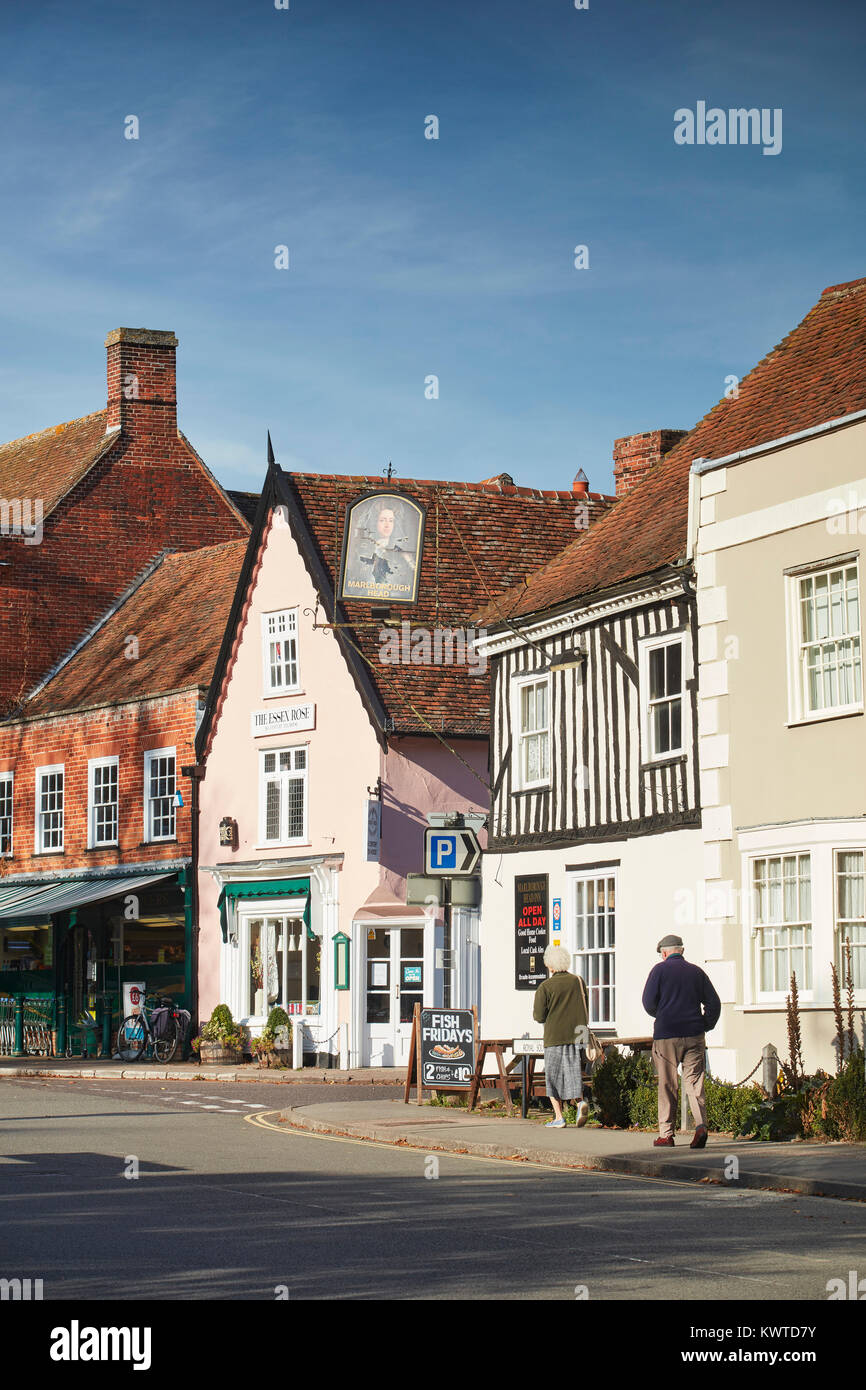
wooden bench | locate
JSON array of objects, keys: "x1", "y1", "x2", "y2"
[{"x1": 466, "y1": 1036, "x2": 654, "y2": 1115}]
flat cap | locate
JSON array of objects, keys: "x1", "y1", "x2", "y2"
[{"x1": 657, "y1": 934, "x2": 684, "y2": 953}]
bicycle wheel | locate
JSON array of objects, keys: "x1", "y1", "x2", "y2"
[
  {"x1": 153, "y1": 1015, "x2": 180, "y2": 1063},
  {"x1": 116, "y1": 1015, "x2": 147, "y2": 1061}
]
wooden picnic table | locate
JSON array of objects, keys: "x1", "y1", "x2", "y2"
[{"x1": 466, "y1": 1036, "x2": 655, "y2": 1114}]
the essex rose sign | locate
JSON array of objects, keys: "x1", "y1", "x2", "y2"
[{"x1": 250, "y1": 702, "x2": 315, "y2": 737}]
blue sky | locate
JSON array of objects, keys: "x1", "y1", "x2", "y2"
[{"x1": 1, "y1": 0, "x2": 863, "y2": 496}]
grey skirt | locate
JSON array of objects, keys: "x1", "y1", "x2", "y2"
[{"x1": 544, "y1": 1044, "x2": 583, "y2": 1103}]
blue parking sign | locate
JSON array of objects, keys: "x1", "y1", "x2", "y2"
[{"x1": 429, "y1": 834, "x2": 456, "y2": 870}]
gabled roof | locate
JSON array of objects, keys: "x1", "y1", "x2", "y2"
[
  {"x1": 0, "y1": 411, "x2": 250, "y2": 533},
  {"x1": 484, "y1": 276, "x2": 866, "y2": 625},
  {"x1": 10, "y1": 540, "x2": 247, "y2": 720},
  {"x1": 0, "y1": 411, "x2": 117, "y2": 521},
  {"x1": 227, "y1": 490, "x2": 260, "y2": 525},
  {"x1": 198, "y1": 466, "x2": 614, "y2": 750}
]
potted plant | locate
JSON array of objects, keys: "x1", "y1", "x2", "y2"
[
  {"x1": 253, "y1": 1007, "x2": 292, "y2": 1068},
  {"x1": 199, "y1": 1004, "x2": 247, "y2": 1065}
]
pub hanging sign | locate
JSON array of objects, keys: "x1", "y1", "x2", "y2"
[
  {"x1": 515, "y1": 873, "x2": 549, "y2": 991},
  {"x1": 338, "y1": 490, "x2": 425, "y2": 606}
]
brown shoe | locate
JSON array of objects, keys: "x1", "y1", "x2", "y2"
[
  {"x1": 653, "y1": 1135, "x2": 675, "y2": 1147},
  {"x1": 690, "y1": 1125, "x2": 708, "y2": 1149}
]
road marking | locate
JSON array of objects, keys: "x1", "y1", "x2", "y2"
[
  {"x1": 203, "y1": 1097, "x2": 265, "y2": 1107},
  {"x1": 244, "y1": 1111, "x2": 608, "y2": 1172},
  {"x1": 243, "y1": 1111, "x2": 807, "y2": 1198}
]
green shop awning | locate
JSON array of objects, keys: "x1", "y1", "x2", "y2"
[
  {"x1": 0, "y1": 872, "x2": 176, "y2": 922},
  {"x1": 217, "y1": 877, "x2": 312, "y2": 942}
]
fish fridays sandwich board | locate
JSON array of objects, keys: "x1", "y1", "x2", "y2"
[{"x1": 403, "y1": 1004, "x2": 478, "y2": 1105}]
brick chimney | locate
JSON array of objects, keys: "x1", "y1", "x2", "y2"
[
  {"x1": 105, "y1": 328, "x2": 178, "y2": 435},
  {"x1": 612, "y1": 429, "x2": 687, "y2": 498}
]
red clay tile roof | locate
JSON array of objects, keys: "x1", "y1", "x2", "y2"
[
  {"x1": 17, "y1": 540, "x2": 247, "y2": 718},
  {"x1": 0, "y1": 411, "x2": 116, "y2": 520},
  {"x1": 285, "y1": 472, "x2": 615, "y2": 734},
  {"x1": 487, "y1": 276, "x2": 866, "y2": 624}
]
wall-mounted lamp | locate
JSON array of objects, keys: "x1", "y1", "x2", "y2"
[{"x1": 218, "y1": 816, "x2": 238, "y2": 850}]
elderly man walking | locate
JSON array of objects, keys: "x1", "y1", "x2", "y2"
[{"x1": 642, "y1": 934, "x2": 721, "y2": 1148}]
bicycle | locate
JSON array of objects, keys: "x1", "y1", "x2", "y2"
[{"x1": 115, "y1": 995, "x2": 183, "y2": 1063}]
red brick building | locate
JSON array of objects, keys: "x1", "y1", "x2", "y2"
[
  {"x1": 0, "y1": 327, "x2": 249, "y2": 714},
  {"x1": 0, "y1": 540, "x2": 246, "y2": 1033}
]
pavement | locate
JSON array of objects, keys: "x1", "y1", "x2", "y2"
[
  {"x1": 0, "y1": 1056, "x2": 405, "y2": 1085},
  {"x1": 281, "y1": 1097, "x2": 866, "y2": 1203}
]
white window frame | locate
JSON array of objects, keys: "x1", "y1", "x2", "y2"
[
  {"x1": 638, "y1": 631, "x2": 688, "y2": 763},
  {"x1": 262, "y1": 609, "x2": 301, "y2": 698},
  {"x1": 740, "y1": 823, "x2": 866, "y2": 1009},
  {"x1": 749, "y1": 851, "x2": 813, "y2": 1002},
  {"x1": 34, "y1": 763, "x2": 64, "y2": 854},
  {"x1": 0, "y1": 772, "x2": 12, "y2": 856},
  {"x1": 88, "y1": 756, "x2": 119, "y2": 849},
  {"x1": 834, "y1": 847, "x2": 866, "y2": 996},
  {"x1": 785, "y1": 556, "x2": 863, "y2": 725},
  {"x1": 568, "y1": 868, "x2": 617, "y2": 1029},
  {"x1": 235, "y1": 899, "x2": 314, "y2": 1024},
  {"x1": 258, "y1": 745, "x2": 309, "y2": 847},
  {"x1": 143, "y1": 747, "x2": 176, "y2": 844},
  {"x1": 512, "y1": 671, "x2": 551, "y2": 791}
]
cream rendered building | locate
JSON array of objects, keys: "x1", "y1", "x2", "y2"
[{"x1": 690, "y1": 409, "x2": 866, "y2": 1078}]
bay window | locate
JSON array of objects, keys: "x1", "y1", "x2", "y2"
[{"x1": 752, "y1": 853, "x2": 812, "y2": 994}]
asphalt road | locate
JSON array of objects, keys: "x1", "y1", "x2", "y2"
[{"x1": 1, "y1": 1077, "x2": 864, "y2": 1303}]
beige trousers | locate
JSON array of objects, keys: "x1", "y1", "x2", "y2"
[{"x1": 652, "y1": 1035, "x2": 707, "y2": 1137}]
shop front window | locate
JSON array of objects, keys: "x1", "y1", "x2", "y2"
[{"x1": 246, "y1": 914, "x2": 320, "y2": 1018}]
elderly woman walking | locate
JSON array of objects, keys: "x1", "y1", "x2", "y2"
[{"x1": 533, "y1": 944, "x2": 590, "y2": 1128}]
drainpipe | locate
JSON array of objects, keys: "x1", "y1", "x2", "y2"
[{"x1": 181, "y1": 763, "x2": 205, "y2": 1038}]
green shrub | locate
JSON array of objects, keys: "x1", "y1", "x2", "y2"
[
  {"x1": 803, "y1": 1052, "x2": 866, "y2": 1142},
  {"x1": 739, "y1": 1092, "x2": 804, "y2": 1141},
  {"x1": 628, "y1": 1061, "x2": 662, "y2": 1129},
  {"x1": 264, "y1": 1007, "x2": 291, "y2": 1040},
  {"x1": 827, "y1": 1051, "x2": 866, "y2": 1140},
  {"x1": 591, "y1": 1051, "x2": 765, "y2": 1133},
  {"x1": 591, "y1": 1050, "x2": 655, "y2": 1127},
  {"x1": 706, "y1": 1079, "x2": 763, "y2": 1136},
  {"x1": 201, "y1": 1003, "x2": 244, "y2": 1049}
]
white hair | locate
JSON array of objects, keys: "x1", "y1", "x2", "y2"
[{"x1": 543, "y1": 944, "x2": 571, "y2": 973}]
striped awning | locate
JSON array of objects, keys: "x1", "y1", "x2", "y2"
[{"x1": 0, "y1": 872, "x2": 177, "y2": 921}]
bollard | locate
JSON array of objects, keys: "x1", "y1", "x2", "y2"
[
  {"x1": 101, "y1": 999, "x2": 111, "y2": 1058},
  {"x1": 680, "y1": 1065, "x2": 688, "y2": 1132},
  {"x1": 339, "y1": 1022, "x2": 349, "y2": 1071},
  {"x1": 56, "y1": 995, "x2": 67, "y2": 1056},
  {"x1": 762, "y1": 1043, "x2": 779, "y2": 1097},
  {"x1": 13, "y1": 996, "x2": 24, "y2": 1057}
]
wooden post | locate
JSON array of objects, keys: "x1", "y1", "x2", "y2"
[{"x1": 403, "y1": 1002, "x2": 420, "y2": 1104}]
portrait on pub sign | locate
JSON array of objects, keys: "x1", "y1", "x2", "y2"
[{"x1": 339, "y1": 490, "x2": 425, "y2": 605}]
